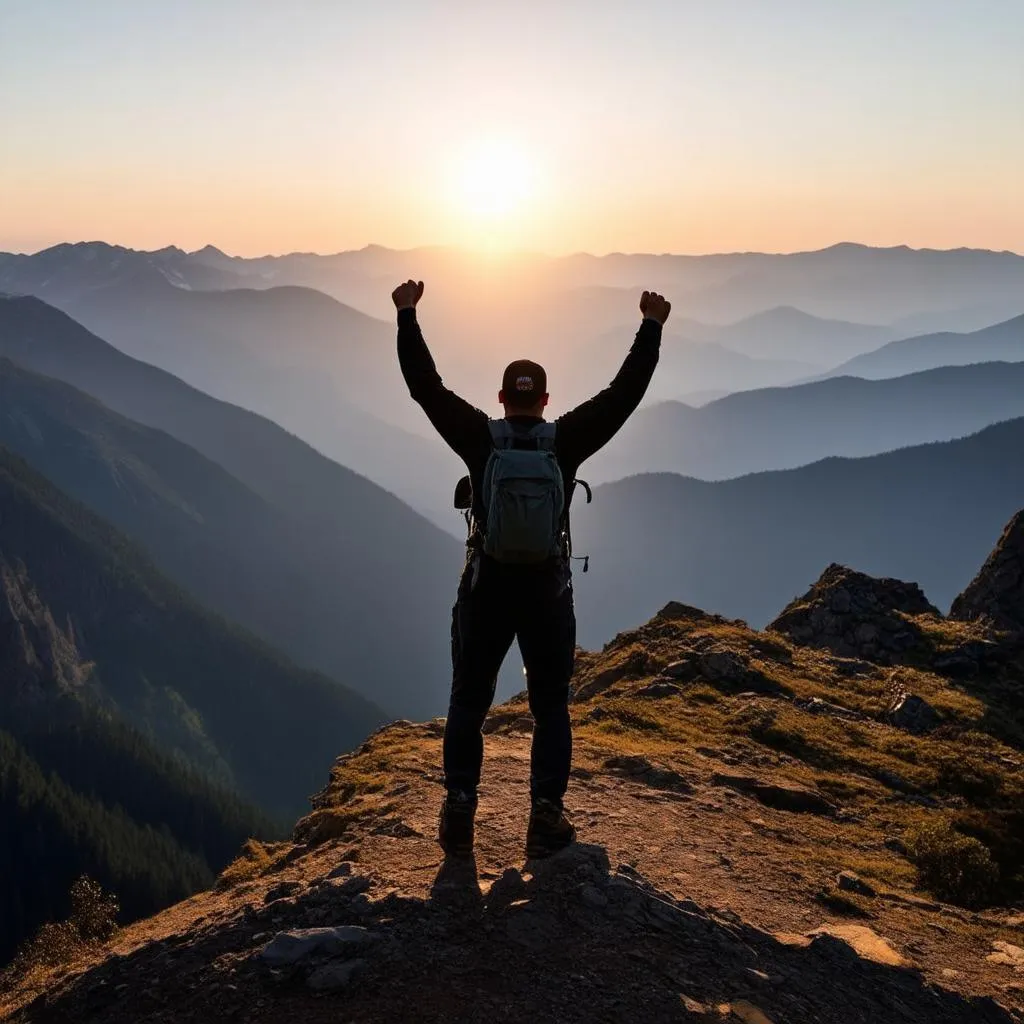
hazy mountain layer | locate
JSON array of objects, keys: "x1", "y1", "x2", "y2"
[
  {"x1": 0, "y1": 358, "x2": 452, "y2": 722},
  {"x1": 588, "y1": 361, "x2": 1024, "y2": 483},
  {"x1": 0, "y1": 296, "x2": 463, "y2": 530},
  {"x1": 0, "y1": 300, "x2": 464, "y2": 702},
  {"x1": 7, "y1": 239, "x2": 1024, "y2": 330},
  {"x1": 825, "y1": 313, "x2": 1024, "y2": 380},
  {"x1": 571, "y1": 418, "x2": 1024, "y2": 646}
]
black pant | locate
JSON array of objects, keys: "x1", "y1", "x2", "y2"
[{"x1": 444, "y1": 556, "x2": 576, "y2": 804}]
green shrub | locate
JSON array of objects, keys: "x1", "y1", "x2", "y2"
[
  {"x1": 67, "y1": 876, "x2": 120, "y2": 943},
  {"x1": 905, "y1": 819, "x2": 1000, "y2": 908},
  {"x1": 1, "y1": 877, "x2": 119, "y2": 989}
]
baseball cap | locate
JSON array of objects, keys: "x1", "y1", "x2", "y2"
[{"x1": 501, "y1": 359, "x2": 547, "y2": 408}]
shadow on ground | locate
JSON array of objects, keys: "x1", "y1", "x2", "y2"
[{"x1": 13, "y1": 843, "x2": 1019, "y2": 1024}]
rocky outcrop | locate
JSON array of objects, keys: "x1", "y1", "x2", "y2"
[
  {"x1": 768, "y1": 563, "x2": 940, "y2": 662},
  {"x1": 951, "y1": 510, "x2": 1024, "y2": 633}
]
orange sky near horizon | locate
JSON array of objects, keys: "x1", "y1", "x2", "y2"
[{"x1": 2, "y1": 1, "x2": 1023, "y2": 258}]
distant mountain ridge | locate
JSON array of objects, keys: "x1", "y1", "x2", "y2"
[
  {"x1": 599, "y1": 326, "x2": 815, "y2": 403},
  {"x1": 588, "y1": 360, "x2": 1024, "y2": 483},
  {"x1": 0, "y1": 295, "x2": 462, "y2": 530},
  {"x1": 672, "y1": 305, "x2": 895, "y2": 363},
  {"x1": 5, "y1": 237, "x2": 1024, "y2": 344},
  {"x1": 824, "y1": 313, "x2": 1024, "y2": 380},
  {"x1": 572, "y1": 417, "x2": 1024, "y2": 647}
]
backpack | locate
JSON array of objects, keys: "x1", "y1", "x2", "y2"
[{"x1": 479, "y1": 420, "x2": 566, "y2": 564}]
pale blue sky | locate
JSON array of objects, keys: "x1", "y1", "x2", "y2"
[{"x1": 2, "y1": 0, "x2": 1022, "y2": 254}]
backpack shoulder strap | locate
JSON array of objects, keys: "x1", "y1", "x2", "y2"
[
  {"x1": 488, "y1": 419, "x2": 556, "y2": 451},
  {"x1": 528, "y1": 422, "x2": 557, "y2": 451},
  {"x1": 487, "y1": 419, "x2": 516, "y2": 450}
]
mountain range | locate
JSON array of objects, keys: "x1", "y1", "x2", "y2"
[
  {"x1": 0, "y1": 293, "x2": 462, "y2": 529},
  {"x1": 0, "y1": 314, "x2": 462, "y2": 720},
  {"x1": 3, "y1": 235, "x2": 1024, "y2": 1011},
  {"x1": 587, "y1": 359, "x2": 1024, "y2": 483},
  {"x1": 671, "y1": 305, "x2": 896, "y2": 363},
  {"x1": 7, "y1": 239, "x2": 1023, "y2": 328}
]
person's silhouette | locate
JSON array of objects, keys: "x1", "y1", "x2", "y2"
[{"x1": 393, "y1": 279, "x2": 670, "y2": 859}]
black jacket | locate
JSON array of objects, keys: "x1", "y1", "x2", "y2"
[{"x1": 397, "y1": 306, "x2": 661, "y2": 545}]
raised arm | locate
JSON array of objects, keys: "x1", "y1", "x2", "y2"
[
  {"x1": 393, "y1": 279, "x2": 486, "y2": 460},
  {"x1": 556, "y1": 290, "x2": 671, "y2": 466}
]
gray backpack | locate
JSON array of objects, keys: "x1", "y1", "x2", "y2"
[{"x1": 480, "y1": 420, "x2": 566, "y2": 564}]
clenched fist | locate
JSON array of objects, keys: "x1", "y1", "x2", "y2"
[
  {"x1": 392, "y1": 279, "x2": 424, "y2": 311},
  {"x1": 640, "y1": 290, "x2": 671, "y2": 325}
]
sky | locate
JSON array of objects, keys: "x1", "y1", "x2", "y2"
[{"x1": 2, "y1": 0, "x2": 1023, "y2": 256}]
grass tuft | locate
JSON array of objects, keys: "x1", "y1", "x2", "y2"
[{"x1": 905, "y1": 818, "x2": 1000, "y2": 908}]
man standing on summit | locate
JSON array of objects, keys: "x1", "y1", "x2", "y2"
[{"x1": 394, "y1": 279, "x2": 670, "y2": 858}]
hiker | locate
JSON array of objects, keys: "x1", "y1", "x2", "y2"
[{"x1": 393, "y1": 279, "x2": 670, "y2": 858}]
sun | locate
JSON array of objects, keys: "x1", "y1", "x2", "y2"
[{"x1": 455, "y1": 139, "x2": 537, "y2": 221}]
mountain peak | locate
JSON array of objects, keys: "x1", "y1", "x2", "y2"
[
  {"x1": 768, "y1": 563, "x2": 941, "y2": 663},
  {"x1": 951, "y1": 509, "x2": 1024, "y2": 633}
]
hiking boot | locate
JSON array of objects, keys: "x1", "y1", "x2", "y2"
[
  {"x1": 526, "y1": 798, "x2": 576, "y2": 859},
  {"x1": 438, "y1": 790, "x2": 477, "y2": 857}
]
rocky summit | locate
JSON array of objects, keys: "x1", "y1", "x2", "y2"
[
  {"x1": 768, "y1": 563, "x2": 941, "y2": 663},
  {"x1": 3, "y1": 515, "x2": 1024, "y2": 1024},
  {"x1": 952, "y1": 511, "x2": 1024, "y2": 634}
]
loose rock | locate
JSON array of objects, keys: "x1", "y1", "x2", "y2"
[
  {"x1": 808, "y1": 925, "x2": 906, "y2": 967},
  {"x1": 837, "y1": 871, "x2": 876, "y2": 897},
  {"x1": 260, "y1": 926, "x2": 375, "y2": 967},
  {"x1": 987, "y1": 942, "x2": 1024, "y2": 972},
  {"x1": 887, "y1": 692, "x2": 942, "y2": 734}
]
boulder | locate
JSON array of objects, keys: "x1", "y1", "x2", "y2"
[
  {"x1": 259, "y1": 926, "x2": 375, "y2": 967},
  {"x1": 951, "y1": 509, "x2": 1024, "y2": 633},
  {"x1": 263, "y1": 881, "x2": 303, "y2": 904},
  {"x1": 886, "y1": 692, "x2": 942, "y2": 734},
  {"x1": 662, "y1": 657, "x2": 699, "y2": 681},
  {"x1": 987, "y1": 941, "x2": 1024, "y2": 972},
  {"x1": 699, "y1": 648, "x2": 750, "y2": 682}
]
